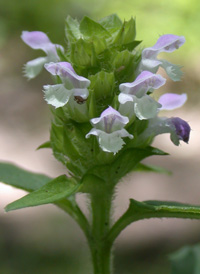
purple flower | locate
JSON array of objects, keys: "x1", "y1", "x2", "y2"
[
  {"x1": 138, "y1": 91, "x2": 190, "y2": 145},
  {"x1": 43, "y1": 62, "x2": 90, "y2": 108},
  {"x1": 118, "y1": 71, "x2": 165, "y2": 120},
  {"x1": 138, "y1": 34, "x2": 185, "y2": 81},
  {"x1": 21, "y1": 31, "x2": 64, "y2": 79},
  {"x1": 86, "y1": 106, "x2": 133, "y2": 153},
  {"x1": 170, "y1": 117, "x2": 190, "y2": 144}
]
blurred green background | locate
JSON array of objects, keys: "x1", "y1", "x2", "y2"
[{"x1": 1, "y1": 0, "x2": 200, "y2": 273}]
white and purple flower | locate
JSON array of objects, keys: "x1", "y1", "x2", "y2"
[
  {"x1": 86, "y1": 106, "x2": 133, "y2": 153},
  {"x1": 139, "y1": 93, "x2": 190, "y2": 145},
  {"x1": 21, "y1": 31, "x2": 64, "y2": 79},
  {"x1": 118, "y1": 71, "x2": 166, "y2": 120},
  {"x1": 137, "y1": 34, "x2": 185, "y2": 81},
  {"x1": 43, "y1": 62, "x2": 90, "y2": 108}
]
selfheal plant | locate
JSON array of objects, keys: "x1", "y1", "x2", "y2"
[{"x1": 1, "y1": 14, "x2": 200, "y2": 274}]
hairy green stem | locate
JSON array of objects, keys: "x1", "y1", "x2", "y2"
[{"x1": 90, "y1": 186, "x2": 114, "y2": 274}]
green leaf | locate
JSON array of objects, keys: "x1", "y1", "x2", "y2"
[
  {"x1": 80, "y1": 16, "x2": 111, "y2": 39},
  {"x1": 0, "y1": 162, "x2": 51, "y2": 191},
  {"x1": 5, "y1": 175, "x2": 80, "y2": 212},
  {"x1": 127, "y1": 199, "x2": 200, "y2": 222},
  {"x1": 133, "y1": 163, "x2": 171, "y2": 175},
  {"x1": 99, "y1": 14, "x2": 122, "y2": 35},
  {"x1": 37, "y1": 141, "x2": 51, "y2": 150},
  {"x1": 107, "y1": 199, "x2": 200, "y2": 244},
  {"x1": 169, "y1": 244, "x2": 200, "y2": 274}
]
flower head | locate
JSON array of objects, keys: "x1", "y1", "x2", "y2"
[
  {"x1": 21, "y1": 31, "x2": 64, "y2": 79},
  {"x1": 86, "y1": 106, "x2": 133, "y2": 153},
  {"x1": 138, "y1": 34, "x2": 185, "y2": 81},
  {"x1": 118, "y1": 71, "x2": 166, "y2": 120},
  {"x1": 139, "y1": 93, "x2": 190, "y2": 145},
  {"x1": 43, "y1": 62, "x2": 90, "y2": 108}
]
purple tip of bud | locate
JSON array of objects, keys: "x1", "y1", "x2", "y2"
[{"x1": 171, "y1": 117, "x2": 191, "y2": 143}]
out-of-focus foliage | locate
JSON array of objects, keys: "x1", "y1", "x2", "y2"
[
  {"x1": 169, "y1": 244, "x2": 200, "y2": 274},
  {"x1": 0, "y1": 0, "x2": 199, "y2": 60}
]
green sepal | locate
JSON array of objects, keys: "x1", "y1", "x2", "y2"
[
  {"x1": 112, "y1": 17, "x2": 136, "y2": 47},
  {"x1": 50, "y1": 120, "x2": 99, "y2": 177},
  {"x1": 37, "y1": 141, "x2": 51, "y2": 150},
  {"x1": 65, "y1": 16, "x2": 81, "y2": 44},
  {"x1": 50, "y1": 122, "x2": 69, "y2": 167},
  {"x1": 88, "y1": 89, "x2": 98, "y2": 119},
  {"x1": 121, "y1": 40, "x2": 142, "y2": 51},
  {"x1": 85, "y1": 146, "x2": 168, "y2": 185},
  {"x1": 80, "y1": 16, "x2": 111, "y2": 39},
  {"x1": 112, "y1": 50, "x2": 136, "y2": 84},
  {"x1": 70, "y1": 38, "x2": 98, "y2": 68},
  {"x1": 0, "y1": 162, "x2": 51, "y2": 192},
  {"x1": 5, "y1": 175, "x2": 80, "y2": 212},
  {"x1": 89, "y1": 71, "x2": 115, "y2": 113},
  {"x1": 63, "y1": 122, "x2": 94, "y2": 162},
  {"x1": 56, "y1": 47, "x2": 68, "y2": 62},
  {"x1": 50, "y1": 122, "x2": 84, "y2": 176},
  {"x1": 133, "y1": 163, "x2": 171, "y2": 175},
  {"x1": 99, "y1": 14, "x2": 122, "y2": 36},
  {"x1": 88, "y1": 36, "x2": 107, "y2": 55},
  {"x1": 169, "y1": 244, "x2": 200, "y2": 274},
  {"x1": 127, "y1": 119, "x2": 153, "y2": 148}
]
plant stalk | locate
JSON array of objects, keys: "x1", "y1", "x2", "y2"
[{"x1": 90, "y1": 186, "x2": 114, "y2": 274}]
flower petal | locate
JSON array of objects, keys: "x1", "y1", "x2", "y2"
[
  {"x1": 158, "y1": 93, "x2": 187, "y2": 110},
  {"x1": 90, "y1": 106, "x2": 129, "y2": 132},
  {"x1": 142, "y1": 34, "x2": 185, "y2": 59},
  {"x1": 170, "y1": 117, "x2": 190, "y2": 144},
  {"x1": 23, "y1": 57, "x2": 47, "y2": 79},
  {"x1": 21, "y1": 31, "x2": 52, "y2": 50},
  {"x1": 86, "y1": 129, "x2": 133, "y2": 154},
  {"x1": 160, "y1": 60, "x2": 183, "y2": 81},
  {"x1": 134, "y1": 95, "x2": 161, "y2": 120},
  {"x1": 119, "y1": 71, "x2": 166, "y2": 97},
  {"x1": 21, "y1": 31, "x2": 63, "y2": 59},
  {"x1": 43, "y1": 84, "x2": 72, "y2": 108},
  {"x1": 118, "y1": 93, "x2": 134, "y2": 104},
  {"x1": 45, "y1": 62, "x2": 90, "y2": 89},
  {"x1": 139, "y1": 59, "x2": 162, "y2": 73}
]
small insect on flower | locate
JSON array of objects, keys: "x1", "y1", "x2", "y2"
[{"x1": 74, "y1": 96, "x2": 87, "y2": 104}]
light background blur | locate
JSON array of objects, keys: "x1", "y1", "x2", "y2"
[{"x1": 0, "y1": 0, "x2": 200, "y2": 273}]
